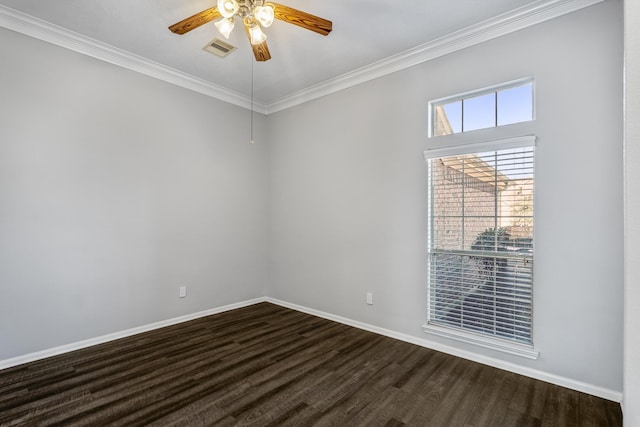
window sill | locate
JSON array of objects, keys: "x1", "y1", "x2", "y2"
[{"x1": 422, "y1": 323, "x2": 539, "y2": 360}]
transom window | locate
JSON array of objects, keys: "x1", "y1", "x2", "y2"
[
  {"x1": 424, "y1": 136, "x2": 536, "y2": 356},
  {"x1": 430, "y1": 78, "x2": 534, "y2": 137}
]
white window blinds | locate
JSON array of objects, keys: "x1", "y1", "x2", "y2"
[{"x1": 425, "y1": 137, "x2": 535, "y2": 346}]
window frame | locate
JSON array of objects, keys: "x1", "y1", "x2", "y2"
[
  {"x1": 423, "y1": 135, "x2": 539, "y2": 359},
  {"x1": 428, "y1": 77, "x2": 535, "y2": 138}
]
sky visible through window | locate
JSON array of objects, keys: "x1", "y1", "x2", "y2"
[
  {"x1": 434, "y1": 82, "x2": 533, "y2": 136},
  {"x1": 477, "y1": 147, "x2": 534, "y2": 180}
]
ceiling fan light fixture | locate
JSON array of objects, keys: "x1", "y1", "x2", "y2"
[
  {"x1": 214, "y1": 17, "x2": 235, "y2": 39},
  {"x1": 247, "y1": 20, "x2": 267, "y2": 45},
  {"x1": 254, "y1": 4, "x2": 275, "y2": 28},
  {"x1": 217, "y1": 0, "x2": 239, "y2": 18},
  {"x1": 169, "y1": 2, "x2": 332, "y2": 62}
]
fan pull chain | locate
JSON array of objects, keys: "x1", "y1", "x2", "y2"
[{"x1": 250, "y1": 57, "x2": 255, "y2": 144}]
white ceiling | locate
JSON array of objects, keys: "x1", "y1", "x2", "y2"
[{"x1": 0, "y1": 0, "x2": 601, "y2": 112}]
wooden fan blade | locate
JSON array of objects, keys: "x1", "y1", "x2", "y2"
[
  {"x1": 169, "y1": 7, "x2": 222, "y2": 35},
  {"x1": 243, "y1": 21, "x2": 271, "y2": 61},
  {"x1": 273, "y1": 3, "x2": 332, "y2": 36},
  {"x1": 252, "y1": 41, "x2": 271, "y2": 61}
]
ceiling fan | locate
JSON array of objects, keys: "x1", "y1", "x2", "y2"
[{"x1": 169, "y1": 0, "x2": 332, "y2": 62}]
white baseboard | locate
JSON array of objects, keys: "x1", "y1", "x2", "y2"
[
  {"x1": 0, "y1": 297, "x2": 267, "y2": 370},
  {"x1": 266, "y1": 297, "x2": 623, "y2": 403},
  {"x1": 1, "y1": 296, "x2": 623, "y2": 404}
]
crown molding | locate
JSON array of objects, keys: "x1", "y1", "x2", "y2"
[
  {"x1": 0, "y1": 0, "x2": 603, "y2": 115},
  {"x1": 265, "y1": 0, "x2": 605, "y2": 114},
  {"x1": 0, "y1": 4, "x2": 267, "y2": 114}
]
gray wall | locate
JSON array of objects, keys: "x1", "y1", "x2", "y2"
[
  {"x1": 624, "y1": 0, "x2": 640, "y2": 422},
  {"x1": 0, "y1": 27, "x2": 268, "y2": 360},
  {"x1": 267, "y1": 0, "x2": 624, "y2": 394}
]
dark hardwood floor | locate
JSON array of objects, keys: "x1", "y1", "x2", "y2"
[{"x1": 0, "y1": 302, "x2": 622, "y2": 426}]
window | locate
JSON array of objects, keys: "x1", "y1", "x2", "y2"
[
  {"x1": 430, "y1": 79, "x2": 534, "y2": 137},
  {"x1": 424, "y1": 136, "x2": 536, "y2": 356}
]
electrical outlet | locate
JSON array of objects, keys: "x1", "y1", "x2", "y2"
[
  {"x1": 179, "y1": 286, "x2": 187, "y2": 298},
  {"x1": 366, "y1": 292, "x2": 373, "y2": 305}
]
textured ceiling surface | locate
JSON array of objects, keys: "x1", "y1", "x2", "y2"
[{"x1": 0, "y1": 0, "x2": 551, "y2": 104}]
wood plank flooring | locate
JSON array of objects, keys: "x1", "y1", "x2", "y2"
[{"x1": 0, "y1": 302, "x2": 622, "y2": 426}]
